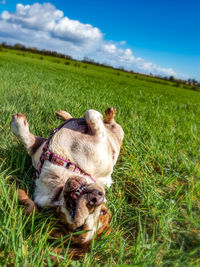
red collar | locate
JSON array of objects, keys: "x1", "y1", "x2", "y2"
[{"x1": 36, "y1": 121, "x2": 96, "y2": 183}]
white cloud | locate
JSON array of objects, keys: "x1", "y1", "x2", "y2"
[
  {"x1": 119, "y1": 40, "x2": 126, "y2": 45},
  {"x1": 0, "y1": 3, "x2": 102, "y2": 52},
  {"x1": 95, "y1": 43, "x2": 177, "y2": 76},
  {"x1": 2, "y1": 3, "x2": 63, "y2": 31},
  {"x1": 0, "y1": 3, "x2": 180, "y2": 77}
]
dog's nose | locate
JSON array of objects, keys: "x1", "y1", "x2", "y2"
[{"x1": 87, "y1": 189, "x2": 104, "y2": 207}]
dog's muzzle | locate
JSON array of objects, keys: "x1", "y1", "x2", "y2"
[{"x1": 64, "y1": 177, "x2": 104, "y2": 219}]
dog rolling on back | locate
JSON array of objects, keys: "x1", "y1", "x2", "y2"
[{"x1": 11, "y1": 107, "x2": 124, "y2": 244}]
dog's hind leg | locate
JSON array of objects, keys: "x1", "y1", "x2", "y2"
[
  {"x1": 84, "y1": 109, "x2": 107, "y2": 138},
  {"x1": 55, "y1": 110, "x2": 72, "y2": 121},
  {"x1": 11, "y1": 113, "x2": 46, "y2": 156}
]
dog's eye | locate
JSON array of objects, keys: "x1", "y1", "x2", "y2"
[{"x1": 100, "y1": 209, "x2": 107, "y2": 215}]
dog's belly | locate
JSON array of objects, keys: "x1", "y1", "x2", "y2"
[
  {"x1": 63, "y1": 118, "x2": 89, "y2": 133},
  {"x1": 49, "y1": 122, "x2": 113, "y2": 179}
]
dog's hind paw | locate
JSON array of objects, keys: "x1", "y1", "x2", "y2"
[{"x1": 105, "y1": 107, "x2": 116, "y2": 123}]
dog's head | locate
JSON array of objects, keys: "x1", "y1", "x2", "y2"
[
  {"x1": 18, "y1": 176, "x2": 111, "y2": 245},
  {"x1": 56, "y1": 176, "x2": 111, "y2": 244}
]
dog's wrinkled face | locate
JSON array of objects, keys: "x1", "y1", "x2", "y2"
[
  {"x1": 56, "y1": 176, "x2": 111, "y2": 244},
  {"x1": 18, "y1": 187, "x2": 111, "y2": 245}
]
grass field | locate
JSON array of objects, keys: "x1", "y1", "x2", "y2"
[{"x1": 0, "y1": 48, "x2": 200, "y2": 266}]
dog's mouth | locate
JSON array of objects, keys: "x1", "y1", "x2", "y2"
[
  {"x1": 64, "y1": 183, "x2": 88, "y2": 220},
  {"x1": 63, "y1": 178, "x2": 104, "y2": 222}
]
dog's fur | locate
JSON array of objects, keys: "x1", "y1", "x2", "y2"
[{"x1": 11, "y1": 107, "x2": 124, "y2": 244}]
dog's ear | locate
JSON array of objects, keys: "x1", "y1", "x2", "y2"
[
  {"x1": 18, "y1": 189, "x2": 38, "y2": 215},
  {"x1": 48, "y1": 205, "x2": 111, "y2": 263},
  {"x1": 48, "y1": 226, "x2": 91, "y2": 261},
  {"x1": 97, "y1": 204, "x2": 112, "y2": 237}
]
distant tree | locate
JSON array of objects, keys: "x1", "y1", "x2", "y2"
[
  {"x1": 0, "y1": 42, "x2": 8, "y2": 48},
  {"x1": 119, "y1": 66, "x2": 125, "y2": 71},
  {"x1": 64, "y1": 55, "x2": 72, "y2": 60},
  {"x1": 83, "y1": 56, "x2": 90, "y2": 62},
  {"x1": 28, "y1": 46, "x2": 38, "y2": 53},
  {"x1": 188, "y1": 78, "x2": 198, "y2": 86},
  {"x1": 14, "y1": 43, "x2": 26, "y2": 50},
  {"x1": 192, "y1": 79, "x2": 198, "y2": 85}
]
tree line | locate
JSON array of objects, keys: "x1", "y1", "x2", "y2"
[{"x1": 0, "y1": 41, "x2": 199, "y2": 88}]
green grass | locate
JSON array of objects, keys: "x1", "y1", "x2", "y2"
[{"x1": 1, "y1": 49, "x2": 200, "y2": 266}]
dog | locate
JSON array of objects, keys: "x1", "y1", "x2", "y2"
[{"x1": 11, "y1": 107, "x2": 124, "y2": 244}]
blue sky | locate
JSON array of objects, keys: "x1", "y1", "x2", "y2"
[{"x1": 0, "y1": 0, "x2": 199, "y2": 80}]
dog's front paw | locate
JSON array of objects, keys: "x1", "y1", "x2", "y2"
[
  {"x1": 11, "y1": 113, "x2": 29, "y2": 136},
  {"x1": 18, "y1": 189, "x2": 38, "y2": 215},
  {"x1": 55, "y1": 110, "x2": 72, "y2": 121},
  {"x1": 105, "y1": 107, "x2": 116, "y2": 122}
]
